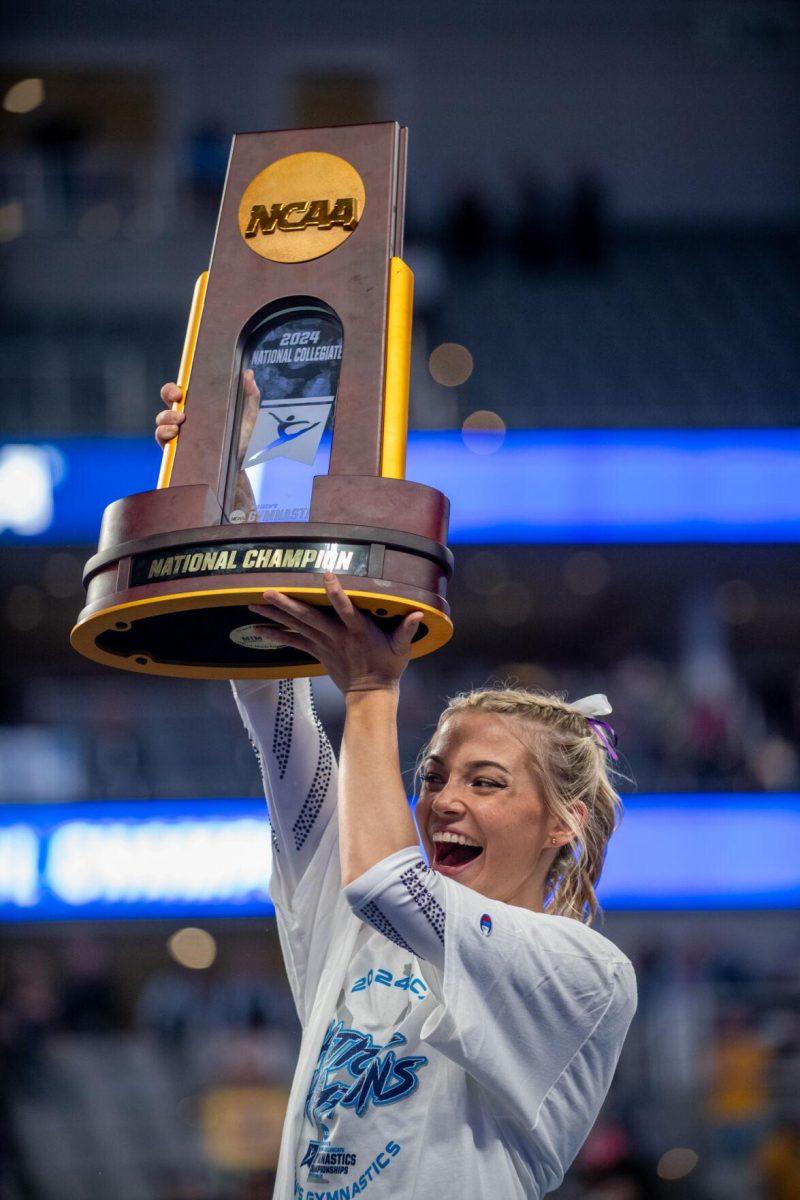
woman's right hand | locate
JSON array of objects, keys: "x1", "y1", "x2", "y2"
[
  {"x1": 155, "y1": 382, "x2": 185, "y2": 448},
  {"x1": 154, "y1": 371, "x2": 260, "y2": 455}
]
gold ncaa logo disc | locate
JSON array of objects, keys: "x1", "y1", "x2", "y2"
[{"x1": 238, "y1": 151, "x2": 366, "y2": 264}]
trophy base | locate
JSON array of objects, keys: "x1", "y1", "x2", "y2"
[
  {"x1": 71, "y1": 511, "x2": 454, "y2": 679},
  {"x1": 70, "y1": 582, "x2": 452, "y2": 679}
]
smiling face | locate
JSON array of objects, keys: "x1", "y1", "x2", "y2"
[{"x1": 415, "y1": 709, "x2": 566, "y2": 910}]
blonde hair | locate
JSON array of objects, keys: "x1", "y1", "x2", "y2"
[{"x1": 418, "y1": 687, "x2": 624, "y2": 925}]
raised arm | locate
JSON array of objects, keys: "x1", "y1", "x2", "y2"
[
  {"x1": 250, "y1": 575, "x2": 422, "y2": 886},
  {"x1": 248, "y1": 578, "x2": 456, "y2": 969}
]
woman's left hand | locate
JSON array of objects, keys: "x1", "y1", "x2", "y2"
[{"x1": 249, "y1": 574, "x2": 423, "y2": 696}]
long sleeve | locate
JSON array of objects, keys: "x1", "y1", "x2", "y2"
[
  {"x1": 342, "y1": 845, "x2": 447, "y2": 967},
  {"x1": 232, "y1": 677, "x2": 348, "y2": 1025},
  {"x1": 231, "y1": 676, "x2": 337, "y2": 897}
]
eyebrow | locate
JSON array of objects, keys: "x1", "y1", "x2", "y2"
[{"x1": 425, "y1": 754, "x2": 511, "y2": 774}]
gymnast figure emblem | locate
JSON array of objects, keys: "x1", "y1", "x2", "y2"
[
  {"x1": 242, "y1": 396, "x2": 334, "y2": 468},
  {"x1": 266, "y1": 411, "x2": 321, "y2": 452}
]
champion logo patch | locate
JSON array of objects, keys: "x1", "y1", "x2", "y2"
[{"x1": 479, "y1": 913, "x2": 493, "y2": 937}]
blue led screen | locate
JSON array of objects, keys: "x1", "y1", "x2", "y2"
[
  {"x1": 2, "y1": 430, "x2": 800, "y2": 545},
  {"x1": 1, "y1": 795, "x2": 798, "y2": 921}
]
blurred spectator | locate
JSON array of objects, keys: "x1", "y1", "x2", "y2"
[
  {"x1": 59, "y1": 935, "x2": 119, "y2": 1032},
  {"x1": 706, "y1": 1007, "x2": 771, "y2": 1137},
  {"x1": 749, "y1": 735, "x2": 799, "y2": 791},
  {"x1": 766, "y1": 1003, "x2": 800, "y2": 1128},
  {"x1": 156, "y1": 1171, "x2": 220, "y2": 1200},
  {"x1": 574, "y1": 1117, "x2": 652, "y2": 1197},
  {"x1": 199, "y1": 1081, "x2": 286, "y2": 1174},
  {"x1": 206, "y1": 946, "x2": 291, "y2": 1033},
  {"x1": 232, "y1": 1170, "x2": 279, "y2": 1199},
  {"x1": 137, "y1": 964, "x2": 205, "y2": 1049},
  {"x1": 704, "y1": 1007, "x2": 771, "y2": 1198},
  {"x1": 2, "y1": 948, "x2": 59, "y2": 1095},
  {"x1": 511, "y1": 169, "x2": 557, "y2": 270},
  {"x1": 567, "y1": 168, "x2": 609, "y2": 271},
  {"x1": 186, "y1": 121, "x2": 230, "y2": 216},
  {"x1": 442, "y1": 185, "x2": 494, "y2": 261},
  {"x1": 31, "y1": 111, "x2": 88, "y2": 219},
  {"x1": 758, "y1": 1117, "x2": 800, "y2": 1200}
]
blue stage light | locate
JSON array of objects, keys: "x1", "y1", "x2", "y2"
[
  {"x1": 2, "y1": 430, "x2": 800, "y2": 545},
  {"x1": 1, "y1": 794, "x2": 797, "y2": 921}
]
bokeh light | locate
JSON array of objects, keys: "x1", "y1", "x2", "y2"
[
  {"x1": 122, "y1": 204, "x2": 166, "y2": 241},
  {"x1": 715, "y1": 578, "x2": 757, "y2": 624},
  {"x1": 563, "y1": 551, "x2": 611, "y2": 596},
  {"x1": 78, "y1": 204, "x2": 122, "y2": 241},
  {"x1": 42, "y1": 552, "x2": 85, "y2": 599},
  {"x1": 498, "y1": 662, "x2": 555, "y2": 690},
  {"x1": 0, "y1": 202, "x2": 23, "y2": 244},
  {"x1": 5, "y1": 585, "x2": 45, "y2": 631},
  {"x1": 487, "y1": 580, "x2": 533, "y2": 626},
  {"x1": 167, "y1": 927, "x2": 217, "y2": 970},
  {"x1": 461, "y1": 549, "x2": 508, "y2": 596},
  {"x1": 429, "y1": 342, "x2": 474, "y2": 387},
  {"x1": 3, "y1": 78, "x2": 45, "y2": 114},
  {"x1": 461, "y1": 410, "x2": 506, "y2": 455},
  {"x1": 656, "y1": 1147, "x2": 699, "y2": 1181}
]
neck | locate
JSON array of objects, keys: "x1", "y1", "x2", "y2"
[{"x1": 495, "y1": 877, "x2": 546, "y2": 912}]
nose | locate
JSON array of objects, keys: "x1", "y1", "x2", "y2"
[{"x1": 430, "y1": 784, "x2": 468, "y2": 817}]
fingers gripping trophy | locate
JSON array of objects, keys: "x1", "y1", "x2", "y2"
[{"x1": 71, "y1": 124, "x2": 453, "y2": 679}]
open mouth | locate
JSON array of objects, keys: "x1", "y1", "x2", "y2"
[{"x1": 432, "y1": 840, "x2": 484, "y2": 875}]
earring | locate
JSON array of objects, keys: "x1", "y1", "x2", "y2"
[{"x1": 550, "y1": 837, "x2": 557, "y2": 845}]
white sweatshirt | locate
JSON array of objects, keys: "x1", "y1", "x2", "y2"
[{"x1": 232, "y1": 678, "x2": 637, "y2": 1200}]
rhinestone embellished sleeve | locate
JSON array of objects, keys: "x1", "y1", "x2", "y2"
[
  {"x1": 231, "y1": 678, "x2": 339, "y2": 895},
  {"x1": 343, "y1": 846, "x2": 447, "y2": 967}
]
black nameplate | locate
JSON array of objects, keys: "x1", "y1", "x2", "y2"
[{"x1": 130, "y1": 541, "x2": 370, "y2": 587}]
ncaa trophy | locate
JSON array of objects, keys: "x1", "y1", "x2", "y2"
[{"x1": 71, "y1": 123, "x2": 453, "y2": 679}]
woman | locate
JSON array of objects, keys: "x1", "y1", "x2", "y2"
[{"x1": 157, "y1": 390, "x2": 636, "y2": 1200}]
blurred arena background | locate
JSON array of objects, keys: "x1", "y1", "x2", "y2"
[{"x1": 2, "y1": 2, "x2": 800, "y2": 1197}]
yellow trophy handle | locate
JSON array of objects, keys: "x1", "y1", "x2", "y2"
[
  {"x1": 157, "y1": 271, "x2": 209, "y2": 490},
  {"x1": 380, "y1": 257, "x2": 414, "y2": 480}
]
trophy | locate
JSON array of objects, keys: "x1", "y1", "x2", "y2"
[{"x1": 71, "y1": 123, "x2": 453, "y2": 679}]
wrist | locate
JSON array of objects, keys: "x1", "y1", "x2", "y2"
[{"x1": 344, "y1": 684, "x2": 400, "y2": 709}]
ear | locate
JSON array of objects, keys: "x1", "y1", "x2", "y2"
[{"x1": 547, "y1": 801, "x2": 587, "y2": 846}]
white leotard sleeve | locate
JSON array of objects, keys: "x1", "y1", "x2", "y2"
[
  {"x1": 231, "y1": 677, "x2": 338, "y2": 898},
  {"x1": 232, "y1": 677, "x2": 351, "y2": 1027},
  {"x1": 343, "y1": 845, "x2": 447, "y2": 967}
]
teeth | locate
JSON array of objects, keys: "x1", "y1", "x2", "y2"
[{"x1": 431, "y1": 831, "x2": 482, "y2": 848}]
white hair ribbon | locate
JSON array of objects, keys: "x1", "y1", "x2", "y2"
[
  {"x1": 571, "y1": 694, "x2": 613, "y2": 718},
  {"x1": 571, "y1": 694, "x2": 619, "y2": 760}
]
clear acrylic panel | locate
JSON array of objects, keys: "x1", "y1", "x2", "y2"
[{"x1": 225, "y1": 301, "x2": 343, "y2": 524}]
